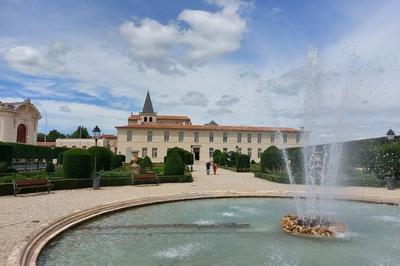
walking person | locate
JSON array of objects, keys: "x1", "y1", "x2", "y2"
[
  {"x1": 206, "y1": 161, "x2": 211, "y2": 175},
  {"x1": 213, "y1": 161, "x2": 218, "y2": 175}
]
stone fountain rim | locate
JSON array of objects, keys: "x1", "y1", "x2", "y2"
[{"x1": 8, "y1": 191, "x2": 399, "y2": 266}]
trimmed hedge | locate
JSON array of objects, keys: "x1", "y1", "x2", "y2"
[
  {"x1": 57, "y1": 152, "x2": 64, "y2": 165},
  {"x1": 226, "y1": 151, "x2": 238, "y2": 167},
  {"x1": 0, "y1": 143, "x2": 13, "y2": 165},
  {"x1": 139, "y1": 156, "x2": 153, "y2": 173},
  {"x1": 254, "y1": 172, "x2": 304, "y2": 184},
  {"x1": 45, "y1": 162, "x2": 55, "y2": 172},
  {"x1": 212, "y1": 149, "x2": 222, "y2": 163},
  {"x1": 111, "y1": 154, "x2": 125, "y2": 169},
  {"x1": 260, "y1": 146, "x2": 284, "y2": 173},
  {"x1": 63, "y1": 149, "x2": 92, "y2": 178},
  {"x1": 5, "y1": 142, "x2": 68, "y2": 161},
  {"x1": 164, "y1": 150, "x2": 184, "y2": 175},
  {"x1": 159, "y1": 174, "x2": 193, "y2": 183},
  {"x1": 218, "y1": 152, "x2": 228, "y2": 166},
  {"x1": 235, "y1": 154, "x2": 250, "y2": 170},
  {"x1": 165, "y1": 147, "x2": 193, "y2": 165},
  {"x1": 87, "y1": 146, "x2": 113, "y2": 172}
]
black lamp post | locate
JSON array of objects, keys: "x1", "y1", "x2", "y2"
[
  {"x1": 92, "y1": 126, "x2": 101, "y2": 189},
  {"x1": 235, "y1": 145, "x2": 239, "y2": 153},
  {"x1": 190, "y1": 145, "x2": 194, "y2": 172},
  {"x1": 385, "y1": 129, "x2": 396, "y2": 190}
]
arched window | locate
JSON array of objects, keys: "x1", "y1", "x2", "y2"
[
  {"x1": 144, "y1": 117, "x2": 148, "y2": 122},
  {"x1": 149, "y1": 117, "x2": 153, "y2": 122},
  {"x1": 17, "y1": 124, "x2": 27, "y2": 143}
]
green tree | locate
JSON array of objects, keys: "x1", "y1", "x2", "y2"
[
  {"x1": 47, "y1": 130, "x2": 66, "y2": 142},
  {"x1": 260, "y1": 146, "x2": 284, "y2": 173},
  {"x1": 164, "y1": 150, "x2": 184, "y2": 175},
  {"x1": 212, "y1": 149, "x2": 222, "y2": 163},
  {"x1": 70, "y1": 126, "x2": 91, "y2": 138},
  {"x1": 37, "y1": 133, "x2": 46, "y2": 142}
]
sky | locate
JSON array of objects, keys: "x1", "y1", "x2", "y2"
[{"x1": 1, "y1": 0, "x2": 399, "y2": 143}]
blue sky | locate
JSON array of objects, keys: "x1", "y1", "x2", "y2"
[{"x1": 1, "y1": 0, "x2": 399, "y2": 143}]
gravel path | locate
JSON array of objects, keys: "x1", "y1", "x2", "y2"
[{"x1": 1, "y1": 165, "x2": 400, "y2": 264}]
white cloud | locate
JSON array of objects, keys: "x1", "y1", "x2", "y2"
[
  {"x1": 4, "y1": 43, "x2": 70, "y2": 75},
  {"x1": 180, "y1": 90, "x2": 209, "y2": 106},
  {"x1": 215, "y1": 95, "x2": 240, "y2": 106},
  {"x1": 118, "y1": 0, "x2": 247, "y2": 74},
  {"x1": 268, "y1": 7, "x2": 284, "y2": 16}
]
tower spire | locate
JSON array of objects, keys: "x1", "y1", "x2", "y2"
[{"x1": 142, "y1": 91, "x2": 155, "y2": 113}]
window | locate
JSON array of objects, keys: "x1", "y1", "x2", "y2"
[
  {"x1": 149, "y1": 117, "x2": 153, "y2": 122},
  {"x1": 142, "y1": 147, "x2": 147, "y2": 157},
  {"x1": 238, "y1": 147, "x2": 242, "y2": 154},
  {"x1": 296, "y1": 133, "x2": 301, "y2": 144},
  {"x1": 209, "y1": 132, "x2": 214, "y2": 142},
  {"x1": 179, "y1": 131, "x2": 184, "y2": 142},
  {"x1": 209, "y1": 148, "x2": 214, "y2": 158},
  {"x1": 144, "y1": 117, "x2": 147, "y2": 122},
  {"x1": 72, "y1": 145, "x2": 76, "y2": 148},
  {"x1": 258, "y1": 148, "x2": 262, "y2": 158},
  {"x1": 283, "y1": 133, "x2": 288, "y2": 143},
  {"x1": 147, "y1": 130, "x2": 152, "y2": 142},
  {"x1": 237, "y1": 133, "x2": 242, "y2": 143},
  {"x1": 194, "y1": 132, "x2": 199, "y2": 142},
  {"x1": 248, "y1": 148, "x2": 252, "y2": 158},
  {"x1": 257, "y1": 133, "x2": 262, "y2": 143},
  {"x1": 127, "y1": 130, "x2": 132, "y2": 141},
  {"x1": 223, "y1": 148, "x2": 228, "y2": 153},
  {"x1": 82, "y1": 146, "x2": 87, "y2": 149},
  {"x1": 247, "y1": 133, "x2": 252, "y2": 143},
  {"x1": 223, "y1": 132, "x2": 228, "y2": 143},
  {"x1": 164, "y1": 131, "x2": 169, "y2": 142},
  {"x1": 270, "y1": 133, "x2": 275, "y2": 143},
  {"x1": 152, "y1": 148, "x2": 157, "y2": 158}
]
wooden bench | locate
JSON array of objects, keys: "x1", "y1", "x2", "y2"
[
  {"x1": 132, "y1": 173, "x2": 158, "y2": 185},
  {"x1": 12, "y1": 178, "x2": 54, "y2": 196}
]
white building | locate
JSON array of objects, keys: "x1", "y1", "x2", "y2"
[{"x1": 0, "y1": 99, "x2": 42, "y2": 145}]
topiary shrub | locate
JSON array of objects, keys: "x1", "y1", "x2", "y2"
[
  {"x1": 139, "y1": 156, "x2": 153, "y2": 173},
  {"x1": 111, "y1": 155, "x2": 123, "y2": 169},
  {"x1": 166, "y1": 147, "x2": 193, "y2": 165},
  {"x1": 260, "y1": 146, "x2": 284, "y2": 173},
  {"x1": 57, "y1": 152, "x2": 64, "y2": 165},
  {"x1": 218, "y1": 152, "x2": 228, "y2": 166},
  {"x1": 164, "y1": 150, "x2": 184, "y2": 175},
  {"x1": 226, "y1": 151, "x2": 238, "y2": 167},
  {"x1": 235, "y1": 154, "x2": 250, "y2": 170},
  {"x1": 45, "y1": 161, "x2": 55, "y2": 172},
  {"x1": 63, "y1": 149, "x2": 92, "y2": 178},
  {"x1": 0, "y1": 143, "x2": 14, "y2": 166},
  {"x1": 87, "y1": 146, "x2": 113, "y2": 171},
  {"x1": 212, "y1": 149, "x2": 222, "y2": 163}
]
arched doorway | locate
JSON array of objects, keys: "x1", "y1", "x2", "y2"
[{"x1": 17, "y1": 124, "x2": 27, "y2": 143}]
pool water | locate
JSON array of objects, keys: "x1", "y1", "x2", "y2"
[{"x1": 38, "y1": 198, "x2": 400, "y2": 266}]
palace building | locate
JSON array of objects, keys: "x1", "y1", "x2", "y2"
[
  {"x1": 116, "y1": 92, "x2": 306, "y2": 163},
  {"x1": 0, "y1": 99, "x2": 42, "y2": 145}
]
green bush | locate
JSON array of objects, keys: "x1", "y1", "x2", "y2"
[
  {"x1": 139, "y1": 156, "x2": 153, "y2": 173},
  {"x1": 286, "y1": 147, "x2": 303, "y2": 175},
  {"x1": 166, "y1": 147, "x2": 193, "y2": 165},
  {"x1": 45, "y1": 161, "x2": 55, "y2": 172},
  {"x1": 226, "y1": 151, "x2": 238, "y2": 167},
  {"x1": 251, "y1": 160, "x2": 256, "y2": 164},
  {"x1": 218, "y1": 152, "x2": 228, "y2": 166},
  {"x1": 57, "y1": 152, "x2": 64, "y2": 165},
  {"x1": 212, "y1": 149, "x2": 222, "y2": 163},
  {"x1": 164, "y1": 150, "x2": 184, "y2": 175},
  {"x1": 87, "y1": 146, "x2": 113, "y2": 171},
  {"x1": 63, "y1": 149, "x2": 92, "y2": 178},
  {"x1": 111, "y1": 155, "x2": 125, "y2": 169},
  {"x1": 0, "y1": 143, "x2": 13, "y2": 165},
  {"x1": 260, "y1": 146, "x2": 284, "y2": 173},
  {"x1": 235, "y1": 154, "x2": 250, "y2": 170}
]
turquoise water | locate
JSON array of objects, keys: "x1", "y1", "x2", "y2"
[{"x1": 38, "y1": 198, "x2": 400, "y2": 266}]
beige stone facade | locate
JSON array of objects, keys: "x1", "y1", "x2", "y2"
[
  {"x1": 116, "y1": 93, "x2": 306, "y2": 163},
  {"x1": 56, "y1": 135, "x2": 118, "y2": 153},
  {"x1": 0, "y1": 99, "x2": 41, "y2": 145}
]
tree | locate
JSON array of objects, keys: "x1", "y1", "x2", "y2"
[
  {"x1": 260, "y1": 146, "x2": 284, "y2": 173},
  {"x1": 70, "y1": 126, "x2": 91, "y2": 139},
  {"x1": 47, "y1": 130, "x2": 66, "y2": 142},
  {"x1": 212, "y1": 149, "x2": 222, "y2": 163},
  {"x1": 37, "y1": 133, "x2": 46, "y2": 142}
]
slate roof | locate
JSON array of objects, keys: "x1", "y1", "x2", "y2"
[{"x1": 142, "y1": 91, "x2": 155, "y2": 113}]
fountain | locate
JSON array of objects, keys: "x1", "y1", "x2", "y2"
[{"x1": 279, "y1": 48, "x2": 346, "y2": 238}]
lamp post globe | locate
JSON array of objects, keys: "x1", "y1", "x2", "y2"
[
  {"x1": 386, "y1": 129, "x2": 395, "y2": 141},
  {"x1": 92, "y1": 126, "x2": 101, "y2": 189}
]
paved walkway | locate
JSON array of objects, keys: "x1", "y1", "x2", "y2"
[{"x1": 1, "y1": 165, "x2": 400, "y2": 264}]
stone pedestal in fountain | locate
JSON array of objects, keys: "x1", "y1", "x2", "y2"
[
  {"x1": 281, "y1": 214, "x2": 346, "y2": 238},
  {"x1": 130, "y1": 151, "x2": 140, "y2": 176}
]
